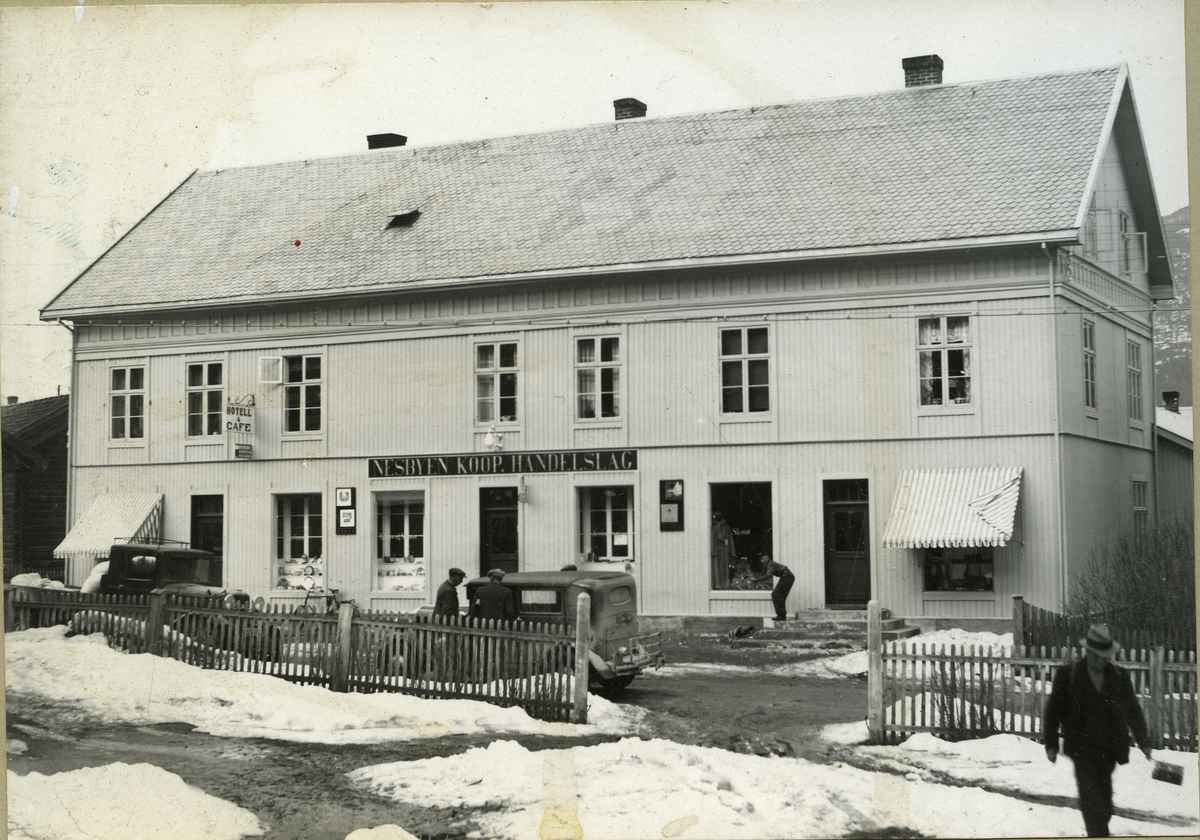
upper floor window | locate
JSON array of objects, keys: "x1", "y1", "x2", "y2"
[
  {"x1": 110, "y1": 366, "x2": 145, "y2": 440},
  {"x1": 720, "y1": 326, "x2": 769, "y2": 414},
  {"x1": 476, "y1": 342, "x2": 518, "y2": 423},
  {"x1": 1126, "y1": 340, "x2": 1143, "y2": 423},
  {"x1": 576, "y1": 337, "x2": 620, "y2": 420},
  {"x1": 918, "y1": 316, "x2": 971, "y2": 407},
  {"x1": 186, "y1": 362, "x2": 223, "y2": 437},
  {"x1": 1082, "y1": 320, "x2": 1097, "y2": 411},
  {"x1": 284, "y1": 355, "x2": 322, "y2": 433},
  {"x1": 1118, "y1": 211, "x2": 1132, "y2": 277}
]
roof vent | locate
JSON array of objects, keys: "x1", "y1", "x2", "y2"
[
  {"x1": 368, "y1": 133, "x2": 408, "y2": 149},
  {"x1": 1163, "y1": 391, "x2": 1180, "y2": 413},
  {"x1": 387, "y1": 210, "x2": 421, "y2": 229},
  {"x1": 613, "y1": 98, "x2": 647, "y2": 120},
  {"x1": 902, "y1": 55, "x2": 944, "y2": 87}
]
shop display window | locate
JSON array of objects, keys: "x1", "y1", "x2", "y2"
[
  {"x1": 376, "y1": 492, "x2": 426, "y2": 592},
  {"x1": 577, "y1": 486, "x2": 633, "y2": 562},
  {"x1": 710, "y1": 482, "x2": 773, "y2": 590},
  {"x1": 275, "y1": 493, "x2": 323, "y2": 590},
  {"x1": 923, "y1": 547, "x2": 994, "y2": 592}
]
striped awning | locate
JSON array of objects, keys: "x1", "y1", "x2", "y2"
[
  {"x1": 54, "y1": 493, "x2": 163, "y2": 562},
  {"x1": 882, "y1": 468, "x2": 1023, "y2": 549}
]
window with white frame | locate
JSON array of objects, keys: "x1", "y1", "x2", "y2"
[
  {"x1": 1131, "y1": 480, "x2": 1148, "y2": 542},
  {"x1": 1083, "y1": 320, "x2": 1097, "y2": 411},
  {"x1": 275, "y1": 494, "x2": 322, "y2": 561},
  {"x1": 720, "y1": 326, "x2": 770, "y2": 414},
  {"x1": 923, "y1": 546, "x2": 994, "y2": 592},
  {"x1": 576, "y1": 336, "x2": 620, "y2": 420},
  {"x1": 918, "y1": 316, "x2": 972, "y2": 407},
  {"x1": 375, "y1": 493, "x2": 426, "y2": 592},
  {"x1": 283, "y1": 355, "x2": 322, "y2": 433},
  {"x1": 1126, "y1": 340, "x2": 1143, "y2": 423},
  {"x1": 476, "y1": 342, "x2": 518, "y2": 423},
  {"x1": 578, "y1": 486, "x2": 633, "y2": 561},
  {"x1": 186, "y1": 361, "x2": 224, "y2": 437},
  {"x1": 110, "y1": 366, "x2": 146, "y2": 440},
  {"x1": 1082, "y1": 202, "x2": 1100, "y2": 258}
]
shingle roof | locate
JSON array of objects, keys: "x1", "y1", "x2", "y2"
[
  {"x1": 44, "y1": 66, "x2": 1125, "y2": 317},
  {"x1": 1, "y1": 395, "x2": 69, "y2": 444}
]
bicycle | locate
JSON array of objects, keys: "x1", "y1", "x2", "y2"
[{"x1": 295, "y1": 587, "x2": 355, "y2": 616}]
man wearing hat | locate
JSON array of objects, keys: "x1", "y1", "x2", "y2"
[
  {"x1": 1044, "y1": 624, "x2": 1153, "y2": 837},
  {"x1": 433, "y1": 568, "x2": 466, "y2": 619},
  {"x1": 469, "y1": 568, "x2": 516, "y2": 622}
]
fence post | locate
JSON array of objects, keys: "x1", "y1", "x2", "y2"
[
  {"x1": 1011, "y1": 595, "x2": 1024, "y2": 648},
  {"x1": 4, "y1": 586, "x2": 16, "y2": 633},
  {"x1": 331, "y1": 601, "x2": 356, "y2": 693},
  {"x1": 145, "y1": 590, "x2": 165, "y2": 657},
  {"x1": 571, "y1": 592, "x2": 591, "y2": 724},
  {"x1": 1148, "y1": 646, "x2": 1165, "y2": 749},
  {"x1": 867, "y1": 599, "x2": 883, "y2": 743}
]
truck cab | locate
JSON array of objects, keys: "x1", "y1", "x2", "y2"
[
  {"x1": 465, "y1": 569, "x2": 664, "y2": 689},
  {"x1": 101, "y1": 541, "x2": 248, "y2": 605}
]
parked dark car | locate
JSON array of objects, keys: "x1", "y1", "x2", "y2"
[
  {"x1": 465, "y1": 569, "x2": 664, "y2": 689},
  {"x1": 101, "y1": 541, "x2": 248, "y2": 605}
]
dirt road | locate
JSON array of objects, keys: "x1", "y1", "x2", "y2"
[{"x1": 7, "y1": 635, "x2": 869, "y2": 839}]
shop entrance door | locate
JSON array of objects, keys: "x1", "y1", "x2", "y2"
[
  {"x1": 823, "y1": 479, "x2": 870, "y2": 607},
  {"x1": 479, "y1": 487, "x2": 519, "y2": 577}
]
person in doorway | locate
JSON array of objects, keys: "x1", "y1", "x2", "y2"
[
  {"x1": 433, "y1": 567, "x2": 466, "y2": 620},
  {"x1": 753, "y1": 554, "x2": 794, "y2": 621},
  {"x1": 710, "y1": 511, "x2": 736, "y2": 589},
  {"x1": 469, "y1": 568, "x2": 516, "y2": 623},
  {"x1": 1044, "y1": 624, "x2": 1153, "y2": 837}
]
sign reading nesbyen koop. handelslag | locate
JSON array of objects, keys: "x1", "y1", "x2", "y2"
[{"x1": 368, "y1": 449, "x2": 637, "y2": 478}]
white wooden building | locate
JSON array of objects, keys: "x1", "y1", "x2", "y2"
[{"x1": 44, "y1": 57, "x2": 1176, "y2": 622}]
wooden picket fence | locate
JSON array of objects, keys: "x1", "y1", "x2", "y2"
[
  {"x1": 4, "y1": 585, "x2": 589, "y2": 723},
  {"x1": 1013, "y1": 595, "x2": 1196, "y2": 654},
  {"x1": 866, "y1": 600, "x2": 1198, "y2": 750}
]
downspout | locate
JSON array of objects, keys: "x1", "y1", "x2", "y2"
[
  {"x1": 57, "y1": 319, "x2": 78, "y2": 583},
  {"x1": 1042, "y1": 244, "x2": 1069, "y2": 610}
]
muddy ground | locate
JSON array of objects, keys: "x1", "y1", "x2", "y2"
[{"x1": 7, "y1": 634, "x2": 869, "y2": 840}]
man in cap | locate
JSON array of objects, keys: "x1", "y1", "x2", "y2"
[
  {"x1": 469, "y1": 568, "x2": 516, "y2": 623},
  {"x1": 1044, "y1": 624, "x2": 1153, "y2": 837},
  {"x1": 433, "y1": 567, "x2": 466, "y2": 620}
]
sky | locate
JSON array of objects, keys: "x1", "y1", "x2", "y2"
[
  {"x1": 0, "y1": 0, "x2": 1189, "y2": 403},
  {"x1": 7, "y1": 624, "x2": 1199, "y2": 839}
]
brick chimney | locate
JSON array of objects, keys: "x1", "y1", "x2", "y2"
[
  {"x1": 902, "y1": 55, "x2": 944, "y2": 87},
  {"x1": 367, "y1": 133, "x2": 407, "y2": 150},
  {"x1": 6, "y1": 396, "x2": 17, "y2": 405},
  {"x1": 614, "y1": 98, "x2": 647, "y2": 120},
  {"x1": 1163, "y1": 391, "x2": 1180, "y2": 413}
]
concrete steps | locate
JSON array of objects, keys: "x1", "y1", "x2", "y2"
[{"x1": 728, "y1": 608, "x2": 920, "y2": 651}]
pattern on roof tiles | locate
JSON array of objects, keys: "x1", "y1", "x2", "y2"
[{"x1": 44, "y1": 67, "x2": 1122, "y2": 315}]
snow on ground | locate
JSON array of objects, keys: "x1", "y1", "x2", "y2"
[
  {"x1": 8, "y1": 625, "x2": 1198, "y2": 840},
  {"x1": 8, "y1": 763, "x2": 264, "y2": 840},
  {"x1": 5, "y1": 626, "x2": 636, "y2": 743}
]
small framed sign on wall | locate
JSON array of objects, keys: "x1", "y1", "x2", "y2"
[
  {"x1": 335, "y1": 487, "x2": 357, "y2": 535},
  {"x1": 659, "y1": 479, "x2": 684, "y2": 531}
]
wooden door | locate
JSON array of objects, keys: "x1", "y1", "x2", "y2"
[
  {"x1": 479, "y1": 487, "x2": 519, "y2": 576},
  {"x1": 823, "y1": 480, "x2": 870, "y2": 606}
]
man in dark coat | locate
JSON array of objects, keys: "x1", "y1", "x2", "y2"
[
  {"x1": 469, "y1": 568, "x2": 516, "y2": 622},
  {"x1": 753, "y1": 554, "x2": 794, "y2": 621},
  {"x1": 1044, "y1": 624, "x2": 1153, "y2": 837},
  {"x1": 433, "y1": 567, "x2": 465, "y2": 619}
]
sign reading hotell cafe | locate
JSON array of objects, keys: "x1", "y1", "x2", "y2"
[{"x1": 368, "y1": 449, "x2": 637, "y2": 478}]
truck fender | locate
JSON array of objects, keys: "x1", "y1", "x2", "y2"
[{"x1": 587, "y1": 648, "x2": 616, "y2": 679}]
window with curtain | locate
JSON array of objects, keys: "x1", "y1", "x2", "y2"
[{"x1": 918, "y1": 316, "x2": 971, "y2": 407}]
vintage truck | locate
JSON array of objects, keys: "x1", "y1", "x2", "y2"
[{"x1": 464, "y1": 569, "x2": 664, "y2": 690}]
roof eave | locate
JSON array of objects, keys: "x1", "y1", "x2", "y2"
[{"x1": 40, "y1": 229, "x2": 1080, "y2": 321}]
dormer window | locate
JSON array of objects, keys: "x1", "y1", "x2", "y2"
[{"x1": 387, "y1": 210, "x2": 421, "y2": 229}]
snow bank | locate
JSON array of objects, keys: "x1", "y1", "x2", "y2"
[
  {"x1": 7, "y1": 763, "x2": 263, "y2": 840},
  {"x1": 6, "y1": 626, "x2": 637, "y2": 743},
  {"x1": 348, "y1": 737, "x2": 880, "y2": 839}
]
